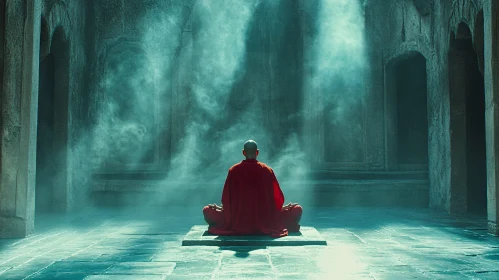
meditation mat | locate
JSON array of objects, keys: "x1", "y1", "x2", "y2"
[{"x1": 182, "y1": 225, "x2": 327, "y2": 246}]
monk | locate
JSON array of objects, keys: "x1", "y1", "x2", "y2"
[{"x1": 203, "y1": 140, "x2": 302, "y2": 237}]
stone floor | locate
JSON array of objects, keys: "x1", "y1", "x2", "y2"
[{"x1": 0, "y1": 207, "x2": 498, "y2": 279}]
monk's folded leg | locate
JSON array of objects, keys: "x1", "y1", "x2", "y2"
[
  {"x1": 203, "y1": 206, "x2": 224, "y2": 228},
  {"x1": 280, "y1": 205, "x2": 303, "y2": 232}
]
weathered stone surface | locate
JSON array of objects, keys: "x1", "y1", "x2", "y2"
[
  {"x1": 0, "y1": 0, "x2": 92, "y2": 237},
  {"x1": 484, "y1": 0, "x2": 499, "y2": 236},
  {"x1": 1, "y1": 0, "x2": 498, "y2": 239},
  {"x1": 0, "y1": 208, "x2": 498, "y2": 279},
  {"x1": 366, "y1": 0, "x2": 498, "y2": 232}
]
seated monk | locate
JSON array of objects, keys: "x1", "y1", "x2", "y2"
[{"x1": 203, "y1": 140, "x2": 302, "y2": 237}]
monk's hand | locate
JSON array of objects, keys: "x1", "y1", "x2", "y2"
[
  {"x1": 212, "y1": 203, "x2": 223, "y2": 210},
  {"x1": 283, "y1": 202, "x2": 298, "y2": 210}
]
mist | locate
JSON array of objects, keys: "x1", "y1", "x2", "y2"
[
  {"x1": 85, "y1": 0, "x2": 368, "y2": 208},
  {"x1": 304, "y1": 0, "x2": 367, "y2": 163}
]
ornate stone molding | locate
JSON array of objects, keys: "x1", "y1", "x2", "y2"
[
  {"x1": 47, "y1": 0, "x2": 71, "y2": 40},
  {"x1": 449, "y1": 0, "x2": 480, "y2": 35},
  {"x1": 384, "y1": 35, "x2": 433, "y2": 64},
  {"x1": 39, "y1": 0, "x2": 71, "y2": 60}
]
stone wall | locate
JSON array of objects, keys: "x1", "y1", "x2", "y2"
[
  {"x1": 40, "y1": 0, "x2": 90, "y2": 210},
  {"x1": 88, "y1": 1, "x2": 305, "y2": 176},
  {"x1": 0, "y1": 0, "x2": 90, "y2": 237},
  {"x1": 88, "y1": 1, "x2": 194, "y2": 173},
  {"x1": 1, "y1": 0, "x2": 498, "y2": 237},
  {"x1": 365, "y1": 0, "x2": 488, "y2": 213}
]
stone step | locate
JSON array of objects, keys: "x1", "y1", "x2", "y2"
[
  {"x1": 308, "y1": 170, "x2": 428, "y2": 180},
  {"x1": 91, "y1": 179, "x2": 429, "y2": 208},
  {"x1": 91, "y1": 178, "x2": 429, "y2": 192},
  {"x1": 92, "y1": 170, "x2": 429, "y2": 181},
  {"x1": 92, "y1": 171, "x2": 169, "y2": 180}
]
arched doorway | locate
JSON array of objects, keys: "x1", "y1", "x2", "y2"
[
  {"x1": 448, "y1": 20, "x2": 486, "y2": 215},
  {"x1": 36, "y1": 25, "x2": 70, "y2": 213},
  {"x1": 385, "y1": 52, "x2": 429, "y2": 171}
]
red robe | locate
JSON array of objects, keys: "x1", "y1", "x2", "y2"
[{"x1": 203, "y1": 159, "x2": 301, "y2": 237}]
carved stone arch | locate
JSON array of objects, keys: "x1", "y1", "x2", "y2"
[
  {"x1": 386, "y1": 50, "x2": 427, "y2": 68},
  {"x1": 385, "y1": 48, "x2": 429, "y2": 171},
  {"x1": 47, "y1": 0, "x2": 71, "y2": 41},
  {"x1": 385, "y1": 37, "x2": 432, "y2": 65},
  {"x1": 449, "y1": 0, "x2": 480, "y2": 37}
]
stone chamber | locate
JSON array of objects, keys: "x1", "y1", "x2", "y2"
[
  {"x1": 2, "y1": 0, "x2": 499, "y2": 279},
  {"x1": 0, "y1": 0, "x2": 498, "y2": 239}
]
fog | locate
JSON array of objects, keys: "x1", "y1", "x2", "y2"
[{"x1": 87, "y1": 0, "x2": 367, "y2": 207}]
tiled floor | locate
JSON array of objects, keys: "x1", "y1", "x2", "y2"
[{"x1": 0, "y1": 207, "x2": 498, "y2": 279}]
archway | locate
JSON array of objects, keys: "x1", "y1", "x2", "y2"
[
  {"x1": 449, "y1": 21, "x2": 486, "y2": 215},
  {"x1": 385, "y1": 52, "x2": 429, "y2": 171},
  {"x1": 36, "y1": 25, "x2": 70, "y2": 213}
]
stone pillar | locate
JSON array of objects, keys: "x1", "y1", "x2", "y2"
[
  {"x1": 0, "y1": 0, "x2": 41, "y2": 238},
  {"x1": 297, "y1": 0, "x2": 315, "y2": 166},
  {"x1": 364, "y1": 1, "x2": 385, "y2": 171},
  {"x1": 484, "y1": 0, "x2": 499, "y2": 236}
]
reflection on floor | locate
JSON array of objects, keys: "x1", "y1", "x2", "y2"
[{"x1": 0, "y1": 207, "x2": 497, "y2": 279}]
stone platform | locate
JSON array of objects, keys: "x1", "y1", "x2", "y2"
[{"x1": 182, "y1": 226, "x2": 327, "y2": 246}]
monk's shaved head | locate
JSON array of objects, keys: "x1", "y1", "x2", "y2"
[
  {"x1": 244, "y1": 140, "x2": 258, "y2": 153},
  {"x1": 243, "y1": 140, "x2": 259, "y2": 159}
]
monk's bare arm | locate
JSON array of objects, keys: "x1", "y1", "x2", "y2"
[
  {"x1": 270, "y1": 169, "x2": 285, "y2": 210},
  {"x1": 220, "y1": 170, "x2": 232, "y2": 211}
]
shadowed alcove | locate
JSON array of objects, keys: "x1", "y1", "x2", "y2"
[
  {"x1": 385, "y1": 52, "x2": 429, "y2": 171},
  {"x1": 36, "y1": 25, "x2": 70, "y2": 213},
  {"x1": 448, "y1": 20, "x2": 486, "y2": 215}
]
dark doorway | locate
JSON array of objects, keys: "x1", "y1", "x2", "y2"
[
  {"x1": 449, "y1": 22, "x2": 487, "y2": 215},
  {"x1": 394, "y1": 53, "x2": 429, "y2": 168},
  {"x1": 36, "y1": 53, "x2": 55, "y2": 212},
  {"x1": 36, "y1": 26, "x2": 69, "y2": 213}
]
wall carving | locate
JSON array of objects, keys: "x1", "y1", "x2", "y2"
[
  {"x1": 47, "y1": 0, "x2": 71, "y2": 40},
  {"x1": 449, "y1": 0, "x2": 480, "y2": 35}
]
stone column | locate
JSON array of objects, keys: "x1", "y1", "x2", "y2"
[
  {"x1": 484, "y1": 0, "x2": 499, "y2": 236},
  {"x1": 365, "y1": 40, "x2": 385, "y2": 171},
  {"x1": 363, "y1": 0, "x2": 385, "y2": 171},
  {"x1": 0, "y1": 0, "x2": 41, "y2": 238}
]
